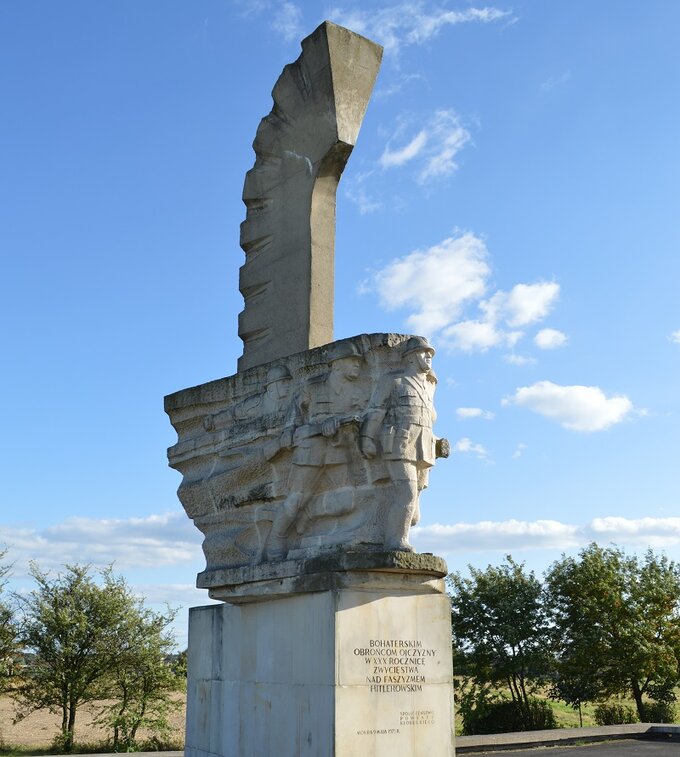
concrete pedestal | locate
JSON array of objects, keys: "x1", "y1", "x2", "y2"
[{"x1": 185, "y1": 568, "x2": 455, "y2": 756}]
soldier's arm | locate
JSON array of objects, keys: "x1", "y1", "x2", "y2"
[{"x1": 360, "y1": 378, "x2": 392, "y2": 458}]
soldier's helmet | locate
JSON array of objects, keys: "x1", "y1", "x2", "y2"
[
  {"x1": 265, "y1": 364, "x2": 292, "y2": 386},
  {"x1": 327, "y1": 341, "x2": 362, "y2": 363},
  {"x1": 401, "y1": 336, "x2": 435, "y2": 358}
]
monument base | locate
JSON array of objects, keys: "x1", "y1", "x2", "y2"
[{"x1": 185, "y1": 564, "x2": 455, "y2": 757}]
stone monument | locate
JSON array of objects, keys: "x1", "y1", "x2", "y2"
[{"x1": 166, "y1": 21, "x2": 455, "y2": 757}]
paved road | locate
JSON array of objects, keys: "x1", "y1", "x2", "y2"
[{"x1": 472, "y1": 739, "x2": 680, "y2": 756}]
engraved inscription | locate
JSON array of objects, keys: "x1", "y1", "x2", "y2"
[
  {"x1": 352, "y1": 639, "x2": 438, "y2": 694},
  {"x1": 400, "y1": 710, "x2": 436, "y2": 726}
]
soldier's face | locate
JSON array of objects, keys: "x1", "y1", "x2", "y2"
[
  {"x1": 414, "y1": 350, "x2": 433, "y2": 372},
  {"x1": 267, "y1": 379, "x2": 290, "y2": 400},
  {"x1": 335, "y1": 356, "x2": 362, "y2": 380}
]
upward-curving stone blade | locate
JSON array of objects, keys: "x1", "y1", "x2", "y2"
[{"x1": 237, "y1": 21, "x2": 383, "y2": 372}]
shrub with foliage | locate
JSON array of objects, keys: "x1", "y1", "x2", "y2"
[
  {"x1": 0, "y1": 549, "x2": 20, "y2": 691},
  {"x1": 457, "y1": 681, "x2": 558, "y2": 735},
  {"x1": 15, "y1": 562, "x2": 180, "y2": 753},
  {"x1": 593, "y1": 702, "x2": 637, "y2": 725},
  {"x1": 644, "y1": 700, "x2": 677, "y2": 723}
]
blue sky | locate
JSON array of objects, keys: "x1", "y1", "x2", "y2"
[{"x1": 2, "y1": 0, "x2": 679, "y2": 645}]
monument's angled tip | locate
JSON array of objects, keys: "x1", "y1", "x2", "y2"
[{"x1": 305, "y1": 19, "x2": 384, "y2": 57}]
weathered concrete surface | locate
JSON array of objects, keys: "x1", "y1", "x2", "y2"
[
  {"x1": 197, "y1": 549, "x2": 448, "y2": 602},
  {"x1": 237, "y1": 21, "x2": 382, "y2": 371},
  {"x1": 185, "y1": 571, "x2": 455, "y2": 757},
  {"x1": 165, "y1": 334, "x2": 447, "y2": 588}
]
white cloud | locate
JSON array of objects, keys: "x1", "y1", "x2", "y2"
[
  {"x1": 328, "y1": 3, "x2": 511, "y2": 56},
  {"x1": 669, "y1": 329, "x2": 680, "y2": 344},
  {"x1": 453, "y1": 437, "x2": 488, "y2": 459},
  {"x1": 535, "y1": 328, "x2": 568, "y2": 349},
  {"x1": 364, "y1": 232, "x2": 490, "y2": 333},
  {"x1": 375, "y1": 73, "x2": 426, "y2": 99},
  {"x1": 380, "y1": 129, "x2": 428, "y2": 168},
  {"x1": 363, "y1": 233, "x2": 562, "y2": 355},
  {"x1": 456, "y1": 407, "x2": 495, "y2": 420},
  {"x1": 504, "y1": 380, "x2": 634, "y2": 432},
  {"x1": 412, "y1": 519, "x2": 579, "y2": 551},
  {"x1": 444, "y1": 281, "x2": 558, "y2": 352},
  {"x1": 272, "y1": 1, "x2": 303, "y2": 41},
  {"x1": 589, "y1": 517, "x2": 680, "y2": 547},
  {"x1": 504, "y1": 353, "x2": 537, "y2": 366},
  {"x1": 411, "y1": 516, "x2": 680, "y2": 554},
  {"x1": 379, "y1": 110, "x2": 472, "y2": 184},
  {"x1": 0, "y1": 512, "x2": 202, "y2": 577},
  {"x1": 512, "y1": 442, "x2": 527, "y2": 459},
  {"x1": 444, "y1": 319, "x2": 502, "y2": 352},
  {"x1": 540, "y1": 70, "x2": 572, "y2": 93},
  {"x1": 417, "y1": 110, "x2": 471, "y2": 183},
  {"x1": 344, "y1": 171, "x2": 383, "y2": 214},
  {"x1": 482, "y1": 282, "x2": 559, "y2": 327}
]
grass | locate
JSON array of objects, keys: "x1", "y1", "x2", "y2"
[
  {"x1": 451, "y1": 678, "x2": 666, "y2": 736},
  {"x1": 0, "y1": 738, "x2": 185, "y2": 756}
]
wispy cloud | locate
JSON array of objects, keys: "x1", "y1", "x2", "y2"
[
  {"x1": 379, "y1": 109, "x2": 472, "y2": 183},
  {"x1": 540, "y1": 69, "x2": 571, "y2": 93},
  {"x1": 453, "y1": 437, "x2": 489, "y2": 459},
  {"x1": 503, "y1": 380, "x2": 634, "y2": 432},
  {"x1": 272, "y1": 1, "x2": 304, "y2": 41},
  {"x1": 347, "y1": 110, "x2": 472, "y2": 212},
  {"x1": 456, "y1": 407, "x2": 495, "y2": 420},
  {"x1": 504, "y1": 353, "x2": 537, "y2": 366},
  {"x1": 534, "y1": 328, "x2": 568, "y2": 349},
  {"x1": 412, "y1": 516, "x2": 680, "y2": 553},
  {"x1": 328, "y1": 2, "x2": 511, "y2": 56},
  {"x1": 235, "y1": 0, "x2": 271, "y2": 19},
  {"x1": 512, "y1": 442, "x2": 527, "y2": 459},
  {"x1": 344, "y1": 170, "x2": 383, "y2": 214},
  {"x1": 380, "y1": 129, "x2": 428, "y2": 168},
  {"x1": 374, "y1": 72, "x2": 426, "y2": 99},
  {"x1": 0, "y1": 512, "x2": 202, "y2": 578},
  {"x1": 669, "y1": 329, "x2": 680, "y2": 344}
]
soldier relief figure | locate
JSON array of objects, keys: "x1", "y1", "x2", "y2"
[
  {"x1": 166, "y1": 333, "x2": 449, "y2": 572},
  {"x1": 360, "y1": 336, "x2": 448, "y2": 552},
  {"x1": 261, "y1": 336, "x2": 448, "y2": 561},
  {"x1": 266, "y1": 342, "x2": 365, "y2": 559}
]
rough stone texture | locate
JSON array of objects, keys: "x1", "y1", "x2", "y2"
[
  {"x1": 237, "y1": 21, "x2": 382, "y2": 372},
  {"x1": 198, "y1": 549, "x2": 448, "y2": 602},
  {"x1": 185, "y1": 571, "x2": 455, "y2": 757},
  {"x1": 165, "y1": 333, "x2": 447, "y2": 587}
]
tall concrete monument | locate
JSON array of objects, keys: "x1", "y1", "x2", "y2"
[{"x1": 166, "y1": 20, "x2": 455, "y2": 757}]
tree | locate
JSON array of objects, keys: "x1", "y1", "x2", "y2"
[
  {"x1": 545, "y1": 543, "x2": 680, "y2": 721},
  {"x1": 449, "y1": 556, "x2": 553, "y2": 729},
  {"x1": 97, "y1": 606, "x2": 181, "y2": 751},
  {"x1": 16, "y1": 563, "x2": 176, "y2": 752},
  {"x1": 0, "y1": 549, "x2": 20, "y2": 692}
]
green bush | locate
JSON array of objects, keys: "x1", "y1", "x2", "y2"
[
  {"x1": 593, "y1": 702, "x2": 637, "y2": 725},
  {"x1": 459, "y1": 688, "x2": 558, "y2": 735},
  {"x1": 644, "y1": 701, "x2": 677, "y2": 723}
]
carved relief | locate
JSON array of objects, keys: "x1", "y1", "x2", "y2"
[{"x1": 165, "y1": 333, "x2": 448, "y2": 580}]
